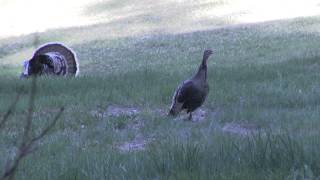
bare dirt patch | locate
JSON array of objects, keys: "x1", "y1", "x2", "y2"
[
  {"x1": 222, "y1": 122, "x2": 260, "y2": 136},
  {"x1": 118, "y1": 134, "x2": 151, "y2": 152},
  {"x1": 152, "y1": 108, "x2": 168, "y2": 116},
  {"x1": 91, "y1": 105, "x2": 140, "y2": 118},
  {"x1": 172, "y1": 108, "x2": 211, "y2": 122},
  {"x1": 91, "y1": 105, "x2": 216, "y2": 121},
  {"x1": 191, "y1": 109, "x2": 207, "y2": 122},
  {"x1": 106, "y1": 106, "x2": 140, "y2": 117}
]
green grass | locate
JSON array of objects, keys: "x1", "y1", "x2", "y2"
[{"x1": 1, "y1": 11, "x2": 320, "y2": 179}]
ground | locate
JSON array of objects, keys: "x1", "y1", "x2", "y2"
[{"x1": 1, "y1": 1, "x2": 320, "y2": 179}]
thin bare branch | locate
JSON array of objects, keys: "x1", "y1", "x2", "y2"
[
  {"x1": 21, "y1": 77, "x2": 37, "y2": 147},
  {"x1": 3, "y1": 142, "x2": 36, "y2": 180},
  {"x1": 30, "y1": 107, "x2": 64, "y2": 143},
  {"x1": 1, "y1": 77, "x2": 64, "y2": 180},
  {"x1": 2, "y1": 107, "x2": 64, "y2": 180},
  {"x1": 0, "y1": 91, "x2": 22, "y2": 130},
  {"x1": 3, "y1": 154, "x2": 22, "y2": 180}
]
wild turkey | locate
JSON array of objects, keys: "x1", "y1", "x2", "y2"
[
  {"x1": 21, "y1": 42, "x2": 79, "y2": 78},
  {"x1": 169, "y1": 49, "x2": 213, "y2": 120}
]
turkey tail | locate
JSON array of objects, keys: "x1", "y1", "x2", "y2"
[{"x1": 34, "y1": 42, "x2": 79, "y2": 76}]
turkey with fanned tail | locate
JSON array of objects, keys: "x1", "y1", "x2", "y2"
[
  {"x1": 169, "y1": 49, "x2": 213, "y2": 120},
  {"x1": 21, "y1": 42, "x2": 79, "y2": 78}
]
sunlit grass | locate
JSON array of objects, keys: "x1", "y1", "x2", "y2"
[{"x1": 1, "y1": 0, "x2": 319, "y2": 38}]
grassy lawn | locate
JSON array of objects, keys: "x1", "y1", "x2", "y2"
[{"x1": 1, "y1": 5, "x2": 320, "y2": 179}]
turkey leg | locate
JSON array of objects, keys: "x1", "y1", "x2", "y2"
[{"x1": 188, "y1": 113, "x2": 192, "y2": 121}]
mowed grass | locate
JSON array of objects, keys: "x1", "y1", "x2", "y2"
[{"x1": 1, "y1": 15, "x2": 320, "y2": 179}]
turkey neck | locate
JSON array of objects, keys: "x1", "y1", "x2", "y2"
[{"x1": 194, "y1": 53, "x2": 210, "y2": 81}]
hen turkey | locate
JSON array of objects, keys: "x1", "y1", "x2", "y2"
[{"x1": 169, "y1": 49, "x2": 213, "y2": 120}]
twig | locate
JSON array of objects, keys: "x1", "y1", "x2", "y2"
[
  {"x1": 29, "y1": 107, "x2": 64, "y2": 144},
  {"x1": 1, "y1": 77, "x2": 64, "y2": 180},
  {"x1": 2, "y1": 107, "x2": 64, "y2": 180},
  {"x1": 0, "y1": 91, "x2": 22, "y2": 130},
  {"x1": 21, "y1": 77, "x2": 37, "y2": 147}
]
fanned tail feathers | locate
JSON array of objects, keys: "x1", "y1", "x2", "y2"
[{"x1": 34, "y1": 42, "x2": 79, "y2": 76}]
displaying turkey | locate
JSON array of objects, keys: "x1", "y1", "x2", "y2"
[
  {"x1": 21, "y1": 42, "x2": 79, "y2": 78},
  {"x1": 169, "y1": 49, "x2": 213, "y2": 120}
]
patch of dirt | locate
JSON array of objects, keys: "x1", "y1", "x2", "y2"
[
  {"x1": 311, "y1": 85, "x2": 320, "y2": 94},
  {"x1": 91, "y1": 105, "x2": 216, "y2": 124},
  {"x1": 118, "y1": 134, "x2": 150, "y2": 152},
  {"x1": 107, "y1": 106, "x2": 140, "y2": 117},
  {"x1": 91, "y1": 105, "x2": 140, "y2": 118},
  {"x1": 191, "y1": 109, "x2": 207, "y2": 122},
  {"x1": 222, "y1": 122, "x2": 260, "y2": 136},
  {"x1": 131, "y1": 119, "x2": 144, "y2": 130},
  {"x1": 306, "y1": 63, "x2": 320, "y2": 72},
  {"x1": 32, "y1": 108, "x2": 64, "y2": 119},
  {"x1": 172, "y1": 109, "x2": 209, "y2": 122},
  {"x1": 152, "y1": 108, "x2": 168, "y2": 116}
]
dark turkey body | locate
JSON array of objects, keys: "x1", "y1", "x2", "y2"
[
  {"x1": 169, "y1": 49, "x2": 212, "y2": 119},
  {"x1": 178, "y1": 81, "x2": 209, "y2": 113}
]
